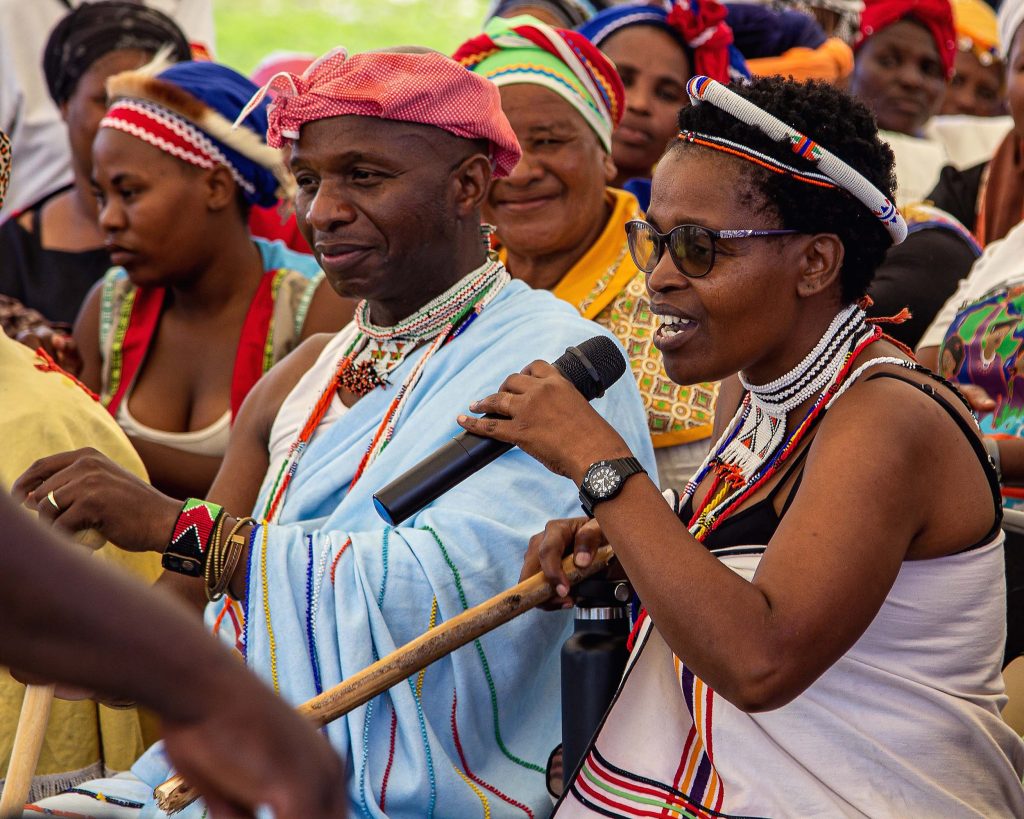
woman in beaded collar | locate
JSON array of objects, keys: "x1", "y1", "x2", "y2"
[{"x1": 460, "y1": 75, "x2": 1024, "y2": 815}]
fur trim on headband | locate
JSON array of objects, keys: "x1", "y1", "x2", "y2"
[{"x1": 105, "y1": 66, "x2": 295, "y2": 201}]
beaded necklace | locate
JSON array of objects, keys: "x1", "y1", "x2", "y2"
[
  {"x1": 680, "y1": 304, "x2": 881, "y2": 541},
  {"x1": 261, "y1": 258, "x2": 509, "y2": 522}
]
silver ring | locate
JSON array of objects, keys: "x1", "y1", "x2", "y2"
[{"x1": 46, "y1": 490, "x2": 60, "y2": 512}]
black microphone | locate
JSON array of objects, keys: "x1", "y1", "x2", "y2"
[{"x1": 372, "y1": 336, "x2": 627, "y2": 525}]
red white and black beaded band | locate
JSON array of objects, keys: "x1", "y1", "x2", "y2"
[{"x1": 163, "y1": 498, "x2": 225, "y2": 577}]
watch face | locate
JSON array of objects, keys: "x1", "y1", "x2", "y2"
[{"x1": 586, "y1": 464, "x2": 621, "y2": 498}]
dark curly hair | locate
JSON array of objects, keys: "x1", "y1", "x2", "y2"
[{"x1": 672, "y1": 76, "x2": 897, "y2": 304}]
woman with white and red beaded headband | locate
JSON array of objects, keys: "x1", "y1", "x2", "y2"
[
  {"x1": 458, "y1": 74, "x2": 1024, "y2": 815},
  {"x1": 72, "y1": 60, "x2": 352, "y2": 503}
]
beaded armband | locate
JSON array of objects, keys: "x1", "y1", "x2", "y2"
[{"x1": 162, "y1": 499, "x2": 224, "y2": 577}]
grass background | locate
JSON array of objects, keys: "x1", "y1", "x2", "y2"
[{"x1": 212, "y1": 0, "x2": 491, "y2": 75}]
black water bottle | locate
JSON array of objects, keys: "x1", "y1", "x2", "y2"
[{"x1": 560, "y1": 576, "x2": 632, "y2": 786}]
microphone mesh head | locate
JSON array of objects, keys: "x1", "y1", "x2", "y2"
[{"x1": 555, "y1": 335, "x2": 628, "y2": 401}]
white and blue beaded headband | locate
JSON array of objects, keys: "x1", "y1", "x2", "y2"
[{"x1": 684, "y1": 75, "x2": 907, "y2": 246}]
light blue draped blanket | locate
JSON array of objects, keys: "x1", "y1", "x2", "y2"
[{"x1": 119, "y1": 282, "x2": 654, "y2": 818}]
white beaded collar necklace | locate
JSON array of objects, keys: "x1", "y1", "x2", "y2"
[
  {"x1": 711, "y1": 303, "x2": 871, "y2": 484},
  {"x1": 739, "y1": 303, "x2": 867, "y2": 415}
]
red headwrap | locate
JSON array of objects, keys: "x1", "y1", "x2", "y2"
[
  {"x1": 239, "y1": 48, "x2": 522, "y2": 177},
  {"x1": 855, "y1": 0, "x2": 957, "y2": 80},
  {"x1": 667, "y1": 0, "x2": 735, "y2": 84}
]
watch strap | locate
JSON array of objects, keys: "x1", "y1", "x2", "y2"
[{"x1": 579, "y1": 456, "x2": 646, "y2": 517}]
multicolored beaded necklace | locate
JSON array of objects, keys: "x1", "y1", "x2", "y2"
[
  {"x1": 261, "y1": 258, "x2": 510, "y2": 522},
  {"x1": 681, "y1": 303, "x2": 881, "y2": 541}
]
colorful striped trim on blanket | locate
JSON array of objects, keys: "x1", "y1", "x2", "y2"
[{"x1": 570, "y1": 747, "x2": 755, "y2": 819}]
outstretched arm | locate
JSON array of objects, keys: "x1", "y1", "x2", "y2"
[{"x1": 0, "y1": 491, "x2": 347, "y2": 817}]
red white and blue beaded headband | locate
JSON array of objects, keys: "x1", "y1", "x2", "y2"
[
  {"x1": 684, "y1": 75, "x2": 907, "y2": 246},
  {"x1": 677, "y1": 131, "x2": 839, "y2": 190}
]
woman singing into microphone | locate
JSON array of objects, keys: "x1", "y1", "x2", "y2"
[{"x1": 458, "y1": 75, "x2": 1024, "y2": 815}]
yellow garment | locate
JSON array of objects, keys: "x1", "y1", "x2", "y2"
[
  {"x1": 747, "y1": 38, "x2": 855, "y2": 83},
  {"x1": 503, "y1": 188, "x2": 717, "y2": 446},
  {"x1": 951, "y1": 0, "x2": 998, "y2": 56},
  {"x1": 0, "y1": 334, "x2": 162, "y2": 801}
]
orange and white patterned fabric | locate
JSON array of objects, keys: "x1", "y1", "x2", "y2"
[{"x1": 0, "y1": 128, "x2": 11, "y2": 210}]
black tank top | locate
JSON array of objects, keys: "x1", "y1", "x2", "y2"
[{"x1": 0, "y1": 188, "x2": 110, "y2": 326}]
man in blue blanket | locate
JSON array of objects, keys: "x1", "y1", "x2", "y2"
[{"x1": 18, "y1": 46, "x2": 654, "y2": 818}]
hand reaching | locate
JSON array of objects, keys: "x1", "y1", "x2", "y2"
[
  {"x1": 457, "y1": 359, "x2": 633, "y2": 483},
  {"x1": 13, "y1": 447, "x2": 179, "y2": 553},
  {"x1": 16, "y1": 326, "x2": 83, "y2": 376},
  {"x1": 520, "y1": 516, "x2": 610, "y2": 608},
  {"x1": 958, "y1": 383, "x2": 997, "y2": 414},
  {"x1": 161, "y1": 666, "x2": 348, "y2": 819}
]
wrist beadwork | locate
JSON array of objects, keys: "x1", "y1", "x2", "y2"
[
  {"x1": 162, "y1": 498, "x2": 224, "y2": 577},
  {"x1": 206, "y1": 516, "x2": 255, "y2": 601}
]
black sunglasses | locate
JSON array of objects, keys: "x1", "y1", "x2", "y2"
[{"x1": 625, "y1": 219, "x2": 800, "y2": 279}]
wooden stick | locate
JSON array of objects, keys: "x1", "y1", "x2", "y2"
[
  {"x1": 0, "y1": 684, "x2": 56, "y2": 815},
  {"x1": 155, "y1": 546, "x2": 614, "y2": 813}
]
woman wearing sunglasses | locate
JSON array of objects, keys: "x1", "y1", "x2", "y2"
[{"x1": 458, "y1": 75, "x2": 1024, "y2": 815}]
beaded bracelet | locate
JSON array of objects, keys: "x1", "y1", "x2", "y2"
[
  {"x1": 203, "y1": 512, "x2": 228, "y2": 595},
  {"x1": 206, "y1": 516, "x2": 256, "y2": 602},
  {"x1": 162, "y1": 498, "x2": 224, "y2": 577}
]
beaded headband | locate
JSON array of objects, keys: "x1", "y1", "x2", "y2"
[
  {"x1": 678, "y1": 131, "x2": 839, "y2": 190},
  {"x1": 104, "y1": 61, "x2": 294, "y2": 207},
  {"x1": 101, "y1": 99, "x2": 260, "y2": 199},
  {"x1": 685, "y1": 75, "x2": 907, "y2": 245}
]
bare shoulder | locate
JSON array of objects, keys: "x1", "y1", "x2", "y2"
[
  {"x1": 804, "y1": 348, "x2": 992, "y2": 556},
  {"x1": 821, "y1": 351, "x2": 975, "y2": 450},
  {"x1": 72, "y1": 277, "x2": 105, "y2": 337},
  {"x1": 299, "y1": 281, "x2": 356, "y2": 339},
  {"x1": 251, "y1": 332, "x2": 334, "y2": 408}
]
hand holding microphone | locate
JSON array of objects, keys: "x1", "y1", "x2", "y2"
[{"x1": 372, "y1": 336, "x2": 637, "y2": 525}]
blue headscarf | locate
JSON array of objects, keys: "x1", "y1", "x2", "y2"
[
  {"x1": 157, "y1": 62, "x2": 281, "y2": 207},
  {"x1": 724, "y1": 4, "x2": 827, "y2": 58},
  {"x1": 577, "y1": 1, "x2": 750, "y2": 82}
]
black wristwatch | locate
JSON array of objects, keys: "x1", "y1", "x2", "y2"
[{"x1": 579, "y1": 457, "x2": 646, "y2": 517}]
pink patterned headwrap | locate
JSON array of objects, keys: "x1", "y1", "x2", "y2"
[{"x1": 236, "y1": 47, "x2": 522, "y2": 177}]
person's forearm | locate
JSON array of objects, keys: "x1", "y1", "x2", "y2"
[
  {"x1": 995, "y1": 437, "x2": 1024, "y2": 484},
  {"x1": 589, "y1": 477, "x2": 788, "y2": 709},
  {"x1": 147, "y1": 507, "x2": 254, "y2": 605},
  {"x1": 0, "y1": 493, "x2": 250, "y2": 723}
]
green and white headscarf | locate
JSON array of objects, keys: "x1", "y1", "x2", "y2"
[{"x1": 454, "y1": 14, "x2": 625, "y2": 152}]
